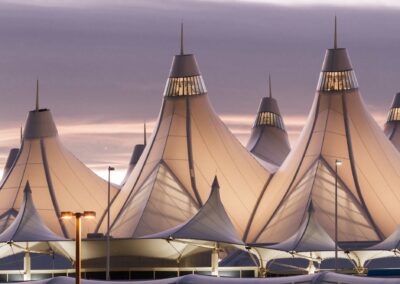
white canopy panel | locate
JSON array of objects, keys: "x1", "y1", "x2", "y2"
[
  {"x1": 246, "y1": 46, "x2": 400, "y2": 246},
  {"x1": 108, "y1": 49, "x2": 271, "y2": 239},
  {"x1": 143, "y1": 177, "x2": 244, "y2": 245},
  {"x1": 0, "y1": 108, "x2": 119, "y2": 238}
]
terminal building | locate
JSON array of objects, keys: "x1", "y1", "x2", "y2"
[{"x1": 1, "y1": 22, "x2": 400, "y2": 282}]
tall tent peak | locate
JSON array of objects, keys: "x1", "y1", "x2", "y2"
[
  {"x1": 23, "y1": 109, "x2": 58, "y2": 139},
  {"x1": 317, "y1": 25, "x2": 358, "y2": 92},
  {"x1": 164, "y1": 27, "x2": 207, "y2": 97}
]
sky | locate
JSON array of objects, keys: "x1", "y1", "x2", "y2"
[{"x1": 0, "y1": 0, "x2": 399, "y2": 183}]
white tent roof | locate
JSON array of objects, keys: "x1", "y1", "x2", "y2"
[
  {"x1": 0, "y1": 182, "x2": 65, "y2": 242},
  {"x1": 384, "y1": 92, "x2": 400, "y2": 151},
  {"x1": 0, "y1": 105, "x2": 119, "y2": 238},
  {"x1": 246, "y1": 78, "x2": 291, "y2": 166},
  {"x1": 107, "y1": 35, "x2": 271, "y2": 239},
  {"x1": 368, "y1": 226, "x2": 400, "y2": 251},
  {"x1": 245, "y1": 40, "x2": 400, "y2": 245},
  {"x1": 142, "y1": 177, "x2": 244, "y2": 245},
  {"x1": 262, "y1": 202, "x2": 336, "y2": 252}
]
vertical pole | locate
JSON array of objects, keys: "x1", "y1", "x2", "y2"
[
  {"x1": 76, "y1": 214, "x2": 82, "y2": 284},
  {"x1": 335, "y1": 163, "x2": 338, "y2": 273},
  {"x1": 23, "y1": 252, "x2": 31, "y2": 281},
  {"x1": 211, "y1": 245, "x2": 219, "y2": 277},
  {"x1": 106, "y1": 167, "x2": 111, "y2": 280}
]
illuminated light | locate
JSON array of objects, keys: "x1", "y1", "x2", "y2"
[
  {"x1": 164, "y1": 75, "x2": 207, "y2": 97},
  {"x1": 254, "y1": 111, "x2": 285, "y2": 130},
  {"x1": 317, "y1": 70, "x2": 358, "y2": 92},
  {"x1": 60, "y1": 211, "x2": 74, "y2": 220},
  {"x1": 335, "y1": 159, "x2": 343, "y2": 166},
  {"x1": 387, "y1": 107, "x2": 400, "y2": 122},
  {"x1": 83, "y1": 211, "x2": 96, "y2": 219}
]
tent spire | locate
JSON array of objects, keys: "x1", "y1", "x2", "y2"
[
  {"x1": 35, "y1": 79, "x2": 39, "y2": 111},
  {"x1": 144, "y1": 122, "x2": 147, "y2": 146},
  {"x1": 334, "y1": 15, "x2": 337, "y2": 49},
  {"x1": 180, "y1": 22, "x2": 184, "y2": 55},
  {"x1": 268, "y1": 74, "x2": 272, "y2": 98},
  {"x1": 24, "y1": 181, "x2": 32, "y2": 194}
]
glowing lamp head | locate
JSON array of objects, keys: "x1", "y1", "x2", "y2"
[
  {"x1": 83, "y1": 211, "x2": 96, "y2": 219},
  {"x1": 335, "y1": 159, "x2": 343, "y2": 166},
  {"x1": 60, "y1": 211, "x2": 74, "y2": 220}
]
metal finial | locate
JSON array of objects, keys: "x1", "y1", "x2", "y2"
[
  {"x1": 334, "y1": 15, "x2": 337, "y2": 49},
  {"x1": 268, "y1": 74, "x2": 272, "y2": 98},
  {"x1": 180, "y1": 22, "x2": 184, "y2": 55},
  {"x1": 144, "y1": 122, "x2": 147, "y2": 146},
  {"x1": 35, "y1": 79, "x2": 39, "y2": 111}
]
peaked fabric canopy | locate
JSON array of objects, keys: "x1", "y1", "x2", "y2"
[
  {"x1": 384, "y1": 92, "x2": 400, "y2": 151},
  {"x1": 246, "y1": 87, "x2": 290, "y2": 166},
  {"x1": 264, "y1": 203, "x2": 336, "y2": 252},
  {"x1": 368, "y1": 226, "x2": 400, "y2": 251},
  {"x1": 0, "y1": 182, "x2": 65, "y2": 242},
  {"x1": 245, "y1": 45, "x2": 400, "y2": 245},
  {"x1": 107, "y1": 44, "x2": 271, "y2": 239},
  {"x1": 143, "y1": 177, "x2": 244, "y2": 245},
  {"x1": 0, "y1": 107, "x2": 119, "y2": 238}
]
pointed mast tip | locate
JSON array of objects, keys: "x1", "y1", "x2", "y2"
[
  {"x1": 35, "y1": 79, "x2": 39, "y2": 111},
  {"x1": 180, "y1": 22, "x2": 184, "y2": 55},
  {"x1": 334, "y1": 15, "x2": 337, "y2": 49},
  {"x1": 268, "y1": 74, "x2": 272, "y2": 98}
]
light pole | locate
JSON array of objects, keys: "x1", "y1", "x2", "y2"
[
  {"x1": 334, "y1": 159, "x2": 342, "y2": 273},
  {"x1": 106, "y1": 166, "x2": 115, "y2": 280},
  {"x1": 61, "y1": 211, "x2": 96, "y2": 284}
]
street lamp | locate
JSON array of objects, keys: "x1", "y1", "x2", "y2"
[
  {"x1": 334, "y1": 159, "x2": 342, "y2": 273},
  {"x1": 61, "y1": 211, "x2": 96, "y2": 284},
  {"x1": 106, "y1": 166, "x2": 115, "y2": 280}
]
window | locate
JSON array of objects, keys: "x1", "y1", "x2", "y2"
[
  {"x1": 387, "y1": 108, "x2": 400, "y2": 122},
  {"x1": 317, "y1": 70, "x2": 358, "y2": 92},
  {"x1": 164, "y1": 75, "x2": 207, "y2": 97},
  {"x1": 254, "y1": 111, "x2": 285, "y2": 130}
]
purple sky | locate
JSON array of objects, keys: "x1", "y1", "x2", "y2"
[{"x1": 0, "y1": 0, "x2": 399, "y2": 182}]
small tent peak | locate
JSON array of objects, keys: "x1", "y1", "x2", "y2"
[
  {"x1": 23, "y1": 181, "x2": 32, "y2": 194},
  {"x1": 211, "y1": 176, "x2": 220, "y2": 193}
]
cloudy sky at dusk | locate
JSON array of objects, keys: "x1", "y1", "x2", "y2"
[{"x1": 0, "y1": 0, "x2": 399, "y2": 182}]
